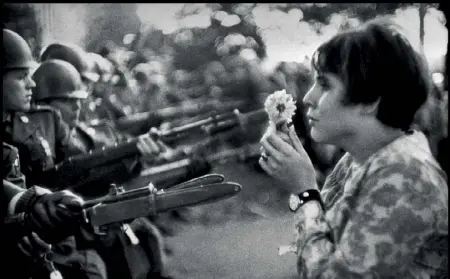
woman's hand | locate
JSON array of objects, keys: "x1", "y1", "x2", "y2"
[{"x1": 259, "y1": 123, "x2": 318, "y2": 194}]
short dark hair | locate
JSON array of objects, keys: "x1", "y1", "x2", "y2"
[{"x1": 311, "y1": 17, "x2": 430, "y2": 130}]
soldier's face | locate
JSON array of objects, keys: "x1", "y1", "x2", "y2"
[
  {"x1": 49, "y1": 98, "x2": 82, "y2": 127},
  {"x1": 3, "y1": 69, "x2": 36, "y2": 112}
]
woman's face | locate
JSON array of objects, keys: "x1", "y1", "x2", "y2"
[{"x1": 302, "y1": 70, "x2": 360, "y2": 146}]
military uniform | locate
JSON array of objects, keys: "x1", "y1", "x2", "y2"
[
  {"x1": 64, "y1": 125, "x2": 170, "y2": 279},
  {"x1": 3, "y1": 104, "x2": 77, "y2": 189},
  {"x1": 2, "y1": 142, "x2": 108, "y2": 279},
  {"x1": 26, "y1": 55, "x2": 168, "y2": 278},
  {"x1": 3, "y1": 142, "x2": 26, "y2": 188},
  {"x1": 3, "y1": 143, "x2": 43, "y2": 279},
  {"x1": 3, "y1": 142, "x2": 27, "y2": 221},
  {"x1": 64, "y1": 122, "x2": 143, "y2": 198},
  {"x1": 3, "y1": 28, "x2": 107, "y2": 279},
  {"x1": 77, "y1": 120, "x2": 126, "y2": 148}
]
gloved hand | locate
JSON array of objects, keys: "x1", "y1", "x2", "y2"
[
  {"x1": 17, "y1": 186, "x2": 85, "y2": 244},
  {"x1": 137, "y1": 132, "x2": 162, "y2": 157},
  {"x1": 17, "y1": 232, "x2": 52, "y2": 258}
]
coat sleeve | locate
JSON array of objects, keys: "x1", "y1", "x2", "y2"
[
  {"x1": 294, "y1": 163, "x2": 447, "y2": 278},
  {"x1": 53, "y1": 109, "x2": 72, "y2": 163},
  {"x1": 2, "y1": 143, "x2": 27, "y2": 188},
  {"x1": 2, "y1": 179, "x2": 25, "y2": 218}
]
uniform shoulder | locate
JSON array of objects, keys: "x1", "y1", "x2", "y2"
[
  {"x1": 3, "y1": 142, "x2": 19, "y2": 156},
  {"x1": 3, "y1": 142, "x2": 17, "y2": 151},
  {"x1": 27, "y1": 104, "x2": 59, "y2": 114},
  {"x1": 2, "y1": 142, "x2": 19, "y2": 164}
]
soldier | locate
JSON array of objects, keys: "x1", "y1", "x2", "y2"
[
  {"x1": 40, "y1": 42, "x2": 99, "y2": 92},
  {"x1": 4, "y1": 28, "x2": 171, "y2": 279},
  {"x1": 3, "y1": 142, "x2": 101, "y2": 279},
  {"x1": 4, "y1": 49, "x2": 162, "y2": 194},
  {"x1": 39, "y1": 42, "x2": 128, "y2": 123},
  {"x1": 30, "y1": 58, "x2": 172, "y2": 279},
  {"x1": 31, "y1": 59, "x2": 119, "y2": 151},
  {"x1": 3, "y1": 27, "x2": 108, "y2": 279},
  {"x1": 31, "y1": 58, "x2": 149, "y2": 196}
]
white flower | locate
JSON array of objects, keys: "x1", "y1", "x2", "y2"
[{"x1": 264, "y1": 89, "x2": 297, "y2": 125}]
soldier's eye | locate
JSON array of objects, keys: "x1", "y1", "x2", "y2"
[{"x1": 20, "y1": 71, "x2": 31, "y2": 80}]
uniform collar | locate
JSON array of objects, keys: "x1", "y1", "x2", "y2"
[{"x1": 3, "y1": 112, "x2": 12, "y2": 124}]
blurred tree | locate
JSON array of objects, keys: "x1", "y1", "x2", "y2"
[
  {"x1": 84, "y1": 3, "x2": 141, "y2": 53},
  {"x1": 128, "y1": 3, "x2": 441, "y2": 72},
  {"x1": 164, "y1": 3, "x2": 267, "y2": 71},
  {"x1": 3, "y1": 3, "x2": 43, "y2": 59}
]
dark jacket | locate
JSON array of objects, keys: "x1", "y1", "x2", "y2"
[
  {"x1": 3, "y1": 105, "x2": 73, "y2": 188},
  {"x1": 3, "y1": 104, "x2": 140, "y2": 197},
  {"x1": 2, "y1": 142, "x2": 27, "y2": 219},
  {"x1": 65, "y1": 123, "x2": 143, "y2": 198},
  {"x1": 3, "y1": 142, "x2": 27, "y2": 188},
  {"x1": 2, "y1": 142, "x2": 107, "y2": 279}
]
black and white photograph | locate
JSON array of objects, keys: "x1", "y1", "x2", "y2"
[{"x1": 3, "y1": 3, "x2": 448, "y2": 279}]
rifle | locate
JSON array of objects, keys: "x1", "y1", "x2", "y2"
[
  {"x1": 5, "y1": 173, "x2": 242, "y2": 240},
  {"x1": 99, "y1": 99, "x2": 247, "y2": 136},
  {"x1": 40, "y1": 108, "x2": 268, "y2": 191},
  {"x1": 137, "y1": 142, "x2": 262, "y2": 189}
]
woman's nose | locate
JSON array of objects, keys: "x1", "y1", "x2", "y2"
[{"x1": 302, "y1": 86, "x2": 316, "y2": 108}]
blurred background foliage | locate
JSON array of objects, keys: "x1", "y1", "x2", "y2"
[{"x1": 3, "y1": 3, "x2": 446, "y2": 69}]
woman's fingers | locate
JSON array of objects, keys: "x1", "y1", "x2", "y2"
[
  {"x1": 263, "y1": 132, "x2": 296, "y2": 157},
  {"x1": 288, "y1": 125, "x2": 308, "y2": 156}
]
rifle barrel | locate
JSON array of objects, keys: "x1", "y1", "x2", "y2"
[
  {"x1": 83, "y1": 185, "x2": 153, "y2": 209},
  {"x1": 45, "y1": 108, "x2": 266, "y2": 191}
]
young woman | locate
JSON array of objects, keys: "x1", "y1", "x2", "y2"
[{"x1": 259, "y1": 18, "x2": 448, "y2": 278}]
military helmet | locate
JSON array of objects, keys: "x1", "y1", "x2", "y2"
[
  {"x1": 40, "y1": 42, "x2": 99, "y2": 83},
  {"x1": 86, "y1": 52, "x2": 114, "y2": 82},
  {"x1": 3, "y1": 29, "x2": 37, "y2": 71},
  {"x1": 31, "y1": 59, "x2": 88, "y2": 102}
]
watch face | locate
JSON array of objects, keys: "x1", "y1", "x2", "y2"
[{"x1": 289, "y1": 194, "x2": 301, "y2": 211}]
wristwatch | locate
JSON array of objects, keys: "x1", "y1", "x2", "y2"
[{"x1": 289, "y1": 189, "x2": 324, "y2": 214}]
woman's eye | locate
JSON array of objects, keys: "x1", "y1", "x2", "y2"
[{"x1": 317, "y1": 80, "x2": 329, "y2": 90}]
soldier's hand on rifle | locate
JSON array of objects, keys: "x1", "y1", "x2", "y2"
[
  {"x1": 17, "y1": 186, "x2": 85, "y2": 244},
  {"x1": 17, "y1": 232, "x2": 52, "y2": 258},
  {"x1": 136, "y1": 133, "x2": 162, "y2": 157}
]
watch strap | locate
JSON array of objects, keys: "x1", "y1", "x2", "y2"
[{"x1": 296, "y1": 189, "x2": 324, "y2": 211}]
